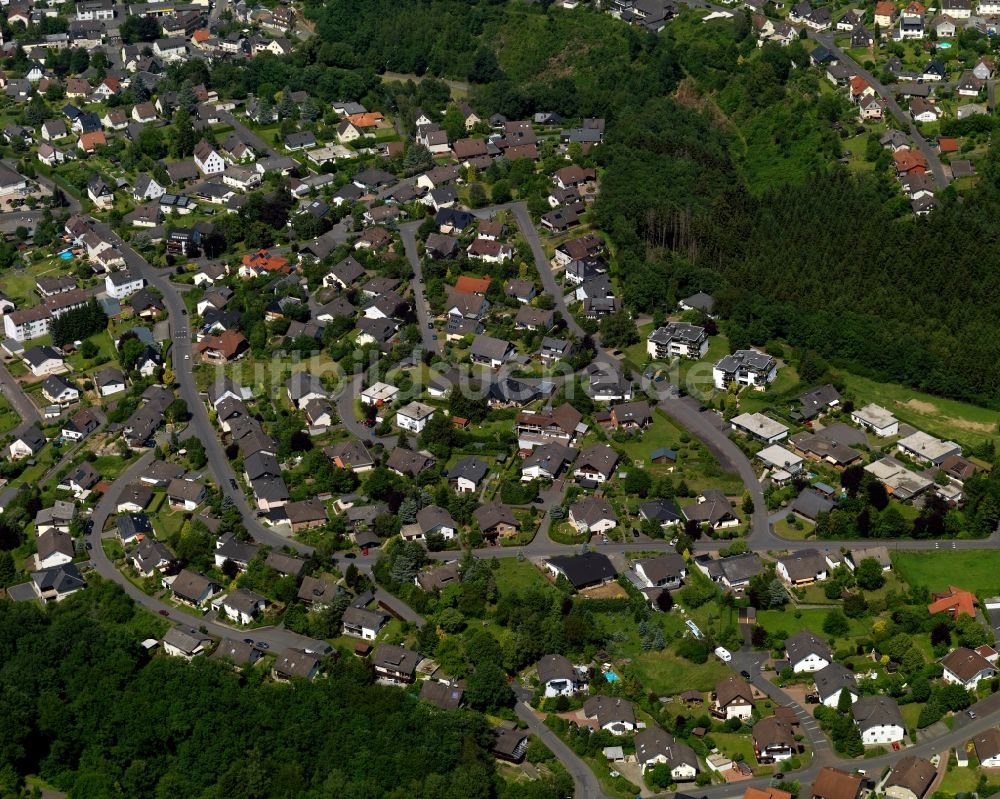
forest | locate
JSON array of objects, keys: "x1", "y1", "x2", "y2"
[
  {"x1": 284, "y1": 0, "x2": 1000, "y2": 405},
  {"x1": 0, "y1": 581, "x2": 569, "y2": 799}
]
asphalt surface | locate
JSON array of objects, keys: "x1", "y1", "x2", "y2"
[
  {"x1": 399, "y1": 221, "x2": 444, "y2": 354},
  {"x1": 25, "y1": 110, "x2": 996, "y2": 799},
  {"x1": 0, "y1": 359, "x2": 41, "y2": 433},
  {"x1": 809, "y1": 30, "x2": 949, "y2": 188},
  {"x1": 87, "y1": 451, "x2": 329, "y2": 653},
  {"x1": 510, "y1": 201, "x2": 586, "y2": 339}
]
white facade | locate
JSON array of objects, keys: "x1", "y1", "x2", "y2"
[
  {"x1": 105, "y1": 272, "x2": 145, "y2": 299},
  {"x1": 791, "y1": 653, "x2": 830, "y2": 673},
  {"x1": 396, "y1": 402, "x2": 434, "y2": 433},
  {"x1": 860, "y1": 722, "x2": 905, "y2": 745}
]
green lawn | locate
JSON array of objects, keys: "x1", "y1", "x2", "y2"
[
  {"x1": 938, "y1": 762, "x2": 982, "y2": 794},
  {"x1": 631, "y1": 649, "x2": 732, "y2": 693},
  {"x1": 840, "y1": 372, "x2": 1000, "y2": 450},
  {"x1": 892, "y1": 550, "x2": 1000, "y2": 594},
  {"x1": 67, "y1": 330, "x2": 118, "y2": 375},
  {"x1": 757, "y1": 607, "x2": 867, "y2": 641},
  {"x1": 0, "y1": 396, "x2": 20, "y2": 434},
  {"x1": 154, "y1": 508, "x2": 187, "y2": 541},
  {"x1": 773, "y1": 517, "x2": 815, "y2": 541},
  {"x1": 493, "y1": 558, "x2": 554, "y2": 595}
]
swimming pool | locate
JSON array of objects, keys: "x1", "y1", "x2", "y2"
[
  {"x1": 939, "y1": 41, "x2": 953, "y2": 48},
  {"x1": 605, "y1": 671, "x2": 619, "y2": 683},
  {"x1": 59, "y1": 250, "x2": 74, "y2": 260}
]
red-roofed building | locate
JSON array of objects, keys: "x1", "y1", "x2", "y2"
[
  {"x1": 893, "y1": 148, "x2": 928, "y2": 176},
  {"x1": 849, "y1": 76, "x2": 874, "y2": 102},
  {"x1": 937, "y1": 137, "x2": 959, "y2": 154},
  {"x1": 928, "y1": 586, "x2": 977, "y2": 619},
  {"x1": 194, "y1": 330, "x2": 248, "y2": 362},
  {"x1": 454, "y1": 275, "x2": 492, "y2": 295},
  {"x1": 238, "y1": 250, "x2": 291, "y2": 278},
  {"x1": 78, "y1": 132, "x2": 107, "y2": 153}
]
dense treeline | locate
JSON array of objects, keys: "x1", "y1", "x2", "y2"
[
  {"x1": 304, "y1": 0, "x2": 682, "y2": 120},
  {"x1": 0, "y1": 582, "x2": 566, "y2": 799},
  {"x1": 593, "y1": 15, "x2": 1000, "y2": 405}
]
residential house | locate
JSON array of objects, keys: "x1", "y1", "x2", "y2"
[
  {"x1": 10, "y1": 426, "x2": 46, "y2": 460},
  {"x1": 396, "y1": 401, "x2": 435, "y2": 433},
  {"x1": 885, "y1": 756, "x2": 937, "y2": 799},
  {"x1": 851, "y1": 403, "x2": 898, "y2": 436},
  {"x1": 785, "y1": 629, "x2": 832, "y2": 673},
  {"x1": 573, "y1": 444, "x2": 619, "y2": 485},
  {"x1": 940, "y1": 646, "x2": 997, "y2": 689},
  {"x1": 776, "y1": 549, "x2": 829, "y2": 585},
  {"x1": 714, "y1": 675, "x2": 755, "y2": 720},
  {"x1": 36, "y1": 529, "x2": 75, "y2": 570},
  {"x1": 372, "y1": 643, "x2": 421, "y2": 685},
  {"x1": 814, "y1": 663, "x2": 860, "y2": 707},
  {"x1": 713, "y1": 350, "x2": 777, "y2": 390},
  {"x1": 731, "y1": 412, "x2": 789, "y2": 444},
  {"x1": 638, "y1": 499, "x2": 684, "y2": 530},
  {"x1": 162, "y1": 626, "x2": 212, "y2": 660},
  {"x1": 567, "y1": 498, "x2": 618, "y2": 536},
  {"x1": 973, "y1": 729, "x2": 1000, "y2": 768},
  {"x1": 473, "y1": 502, "x2": 519, "y2": 541},
  {"x1": 812, "y1": 767, "x2": 863, "y2": 799},
  {"x1": 272, "y1": 649, "x2": 321, "y2": 681},
  {"x1": 753, "y1": 716, "x2": 797, "y2": 763},
  {"x1": 41, "y1": 374, "x2": 78, "y2": 405},
  {"x1": 448, "y1": 457, "x2": 489, "y2": 493},
  {"x1": 522, "y1": 443, "x2": 576, "y2": 481},
  {"x1": 583, "y1": 696, "x2": 636, "y2": 736},
  {"x1": 852, "y1": 695, "x2": 905, "y2": 744},
  {"x1": 169, "y1": 569, "x2": 219, "y2": 606},
  {"x1": 220, "y1": 588, "x2": 267, "y2": 625},
  {"x1": 646, "y1": 323, "x2": 708, "y2": 359},
  {"x1": 342, "y1": 605, "x2": 389, "y2": 640},
  {"x1": 546, "y1": 551, "x2": 617, "y2": 589},
  {"x1": 633, "y1": 726, "x2": 699, "y2": 780},
  {"x1": 537, "y1": 653, "x2": 582, "y2": 697},
  {"x1": 634, "y1": 554, "x2": 686, "y2": 591},
  {"x1": 167, "y1": 479, "x2": 205, "y2": 511}
]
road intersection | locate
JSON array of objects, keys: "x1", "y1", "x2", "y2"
[{"x1": 19, "y1": 181, "x2": 997, "y2": 799}]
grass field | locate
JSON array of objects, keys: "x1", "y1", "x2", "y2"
[
  {"x1": 938, "y1": 762, "x2": 982, "y2": 794},
  {"x1": 631, "y1": 648, "x2": 732, "y2": 694},
  {"x1": 892, "y1": 550, "x2": 1000, "y2": 594},
  {"x1": 757, "y1": 607, "x2": 868, "y2": 640},
  {"x1": 840, "y1": 372, "x2": 1000, "y2": 449},
  {"x1": 493, "y1": 559, "x2": 554, "y2": 595},
  {"x1": 0, "y1": 396, "x2": 20, "y2": 434},
  {"x1": 773, "y1": 517, "x2": 815, "y2": 540}
]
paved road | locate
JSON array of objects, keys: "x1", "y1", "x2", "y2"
[
  {"x1": 0, "y1": 359, "x2": 41, "y2": 433},
  {"x1": 82, "y1": 216, "x2": 312, "y2": 556},
  {"x1": 510, "y1": 202, "x2": 585, "y2": 339},
  {"x1": 808, "y1": 31, "x2": 948, "y2": 187},
  {"x1": 514, "y1": 701, "x2": 614, "y2": 799},
  {"x1": 87, "y1": 451, "x2": 329, "y2": 653},
  {"x1": 399, "y1": 221, "x2": 443, "y2": 354},
  {"x1": 216, "y1": 110, "x2": 279, "y2": 158}
]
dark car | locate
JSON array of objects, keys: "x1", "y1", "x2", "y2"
[
  {"x1": 85, "y1": 542, "x2": 92, "y2": 550},
  {"x1": 84, "y1": 520, "x2": 93, "y2": 534},
  {"x1": 740, "y1": 670, "x2": 751, "y2": 680},
  {"x1": 344, "y1": 552, "x2": 356, "y2": 559},
  {"x1": 229, "y1": 478, "x2": 238, "y2": 489},
  {"x1": 774, "y1": 773, "x2": 784, "y2": 780},
  {"x1": 243, "y1": 638, "x2": 254, "y2": 645},
  {"x1": 181, "y1": 309, "x2": 187, "y2": 315},
  {"x1": 158, "y1": 609, "x2": 169, "y2": 617},
  {"x1": 256, "y1": 642, "x2": 269, "y2": 650}
]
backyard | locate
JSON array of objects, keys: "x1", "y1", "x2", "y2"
[{"x1": 892, "y1": 550, "x2": 1000, "y2": 595}]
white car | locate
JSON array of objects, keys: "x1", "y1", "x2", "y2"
[{"x1": 714, "y1": 647, "x2": 732, "y2": 663}]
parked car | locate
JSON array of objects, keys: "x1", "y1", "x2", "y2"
[{"x1": 714, "y1": 647, "x2": 732, "y2": 663}]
